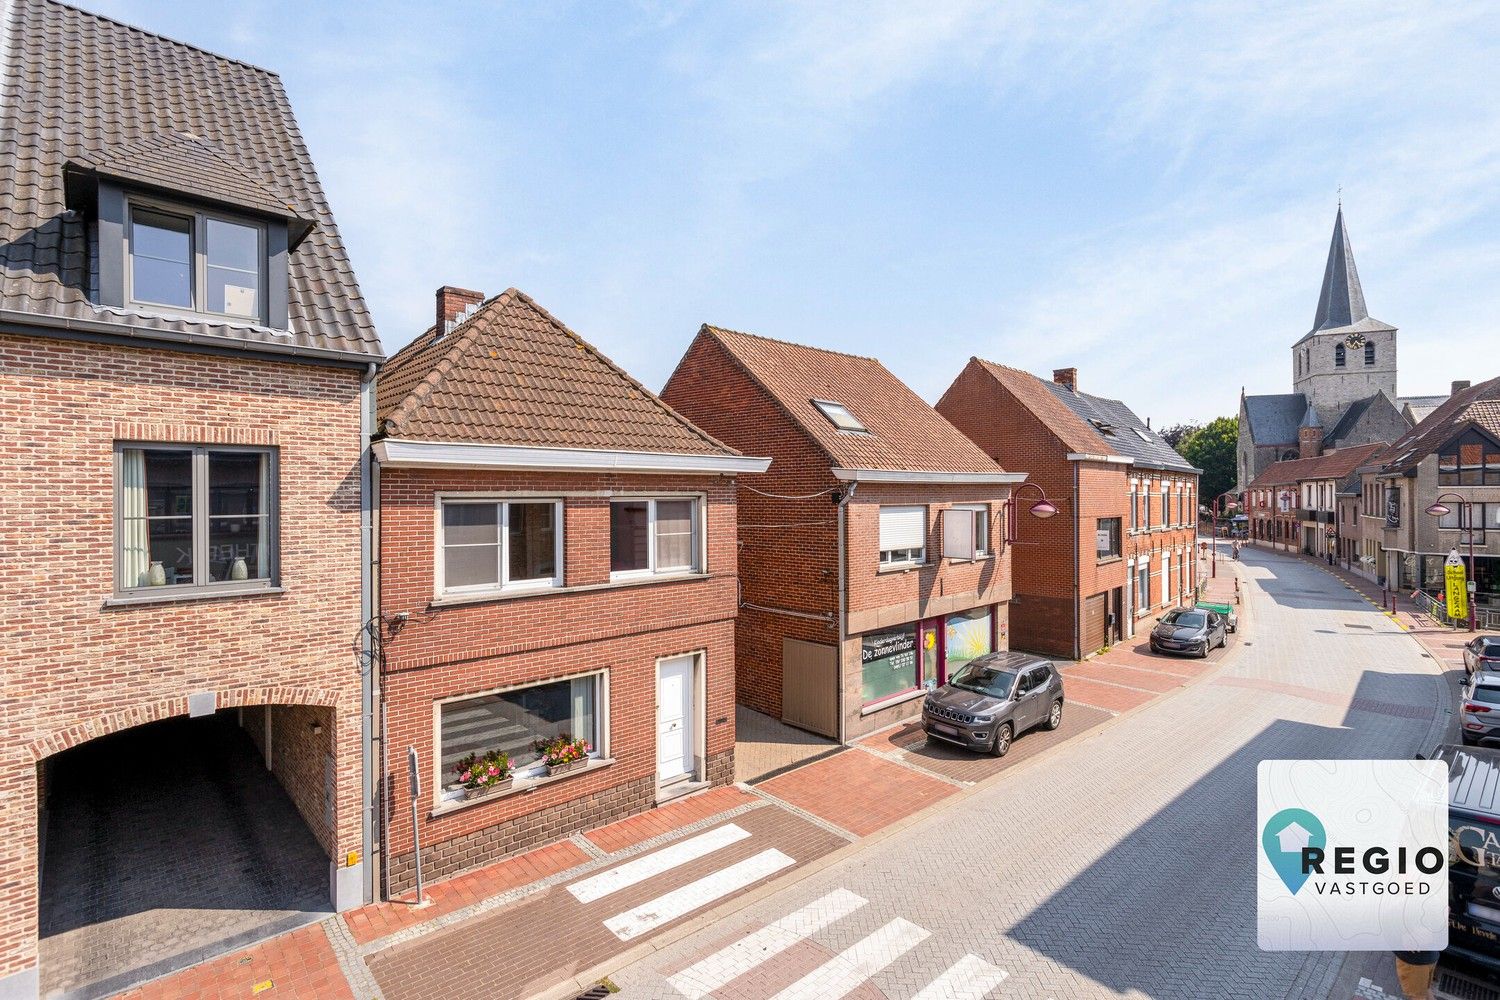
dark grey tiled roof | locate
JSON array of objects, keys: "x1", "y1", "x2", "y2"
[
  {"x1": 1242, "y1": 393, "x2": 1306, "y2": 445},
  {"x1": 0, "y1": 0, "x2": 382, "y2": 361},
  {"x1": 1295, "y1": 207, "x2": 1395, "y2": 345},
  {"x1": 1041, "y1": 382, "x2": 1197, "y2": 473}
]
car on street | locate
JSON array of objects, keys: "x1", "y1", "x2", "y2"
[
  {"x1": 1460, "y1": 671, "x2": 1500, "y2": 747},
  {"x1": 920, "y1": 651, "x2": 1064, "y2": 758},
  {"x1": 1149, "y1": 607, "x2": 1227, "y2": 658},
  {"x1": 1463, "y1": 635, "x2": 1500, "y2": 676}
]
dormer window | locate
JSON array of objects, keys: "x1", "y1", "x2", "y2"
[
  {"x1": 813, "y1": 399, "x2": 867, "y2": 433},
  {"x1": 127, "y1": 201, "x2": 265, "y2": 322}
]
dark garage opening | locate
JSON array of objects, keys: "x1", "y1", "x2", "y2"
[{"x1": 38, "y1": 710, "x2": 331, "y2": 999}]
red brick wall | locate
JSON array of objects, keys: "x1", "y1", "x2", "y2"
[
  {"x1": 663, "y1": 335, "x2": 1015, "y2": 740},
  {"x1": 0, "y1": 332, "x2": 366, "y2": 978},
  {"x1": 937, "y1": 361, "x2": 1200, "y2": 657},
  {"x1": 376, "y1": 466, "x2": 740, "y2": 890},
  {"x1": 661, "y1": 334, "x2": 840, "y2": 720}
]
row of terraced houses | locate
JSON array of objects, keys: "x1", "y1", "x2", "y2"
[{"x1": 0, "y1": 4, "x2": 1205, "y2": 997}]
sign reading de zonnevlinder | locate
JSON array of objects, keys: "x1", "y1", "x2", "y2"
[{"x1": 1258, "y1": 759, "x2": 1448, "y2": 951}]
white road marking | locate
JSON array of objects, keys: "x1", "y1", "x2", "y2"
[
  {"x1": 604, "y1": 849, "x2": 795, "y2": 941},
  {"x1": 666, "y1": 888, "x2": 868, "y2": 999},
  {"x1": 766, "y1": 917, "x2": 930, "y2": 1000},
  {"x1": 910, "y1": 954, "x2": 1010, "y2": 999},
  {"x1": 568, "y1": 824, "x2": 751, "y2": 903}
]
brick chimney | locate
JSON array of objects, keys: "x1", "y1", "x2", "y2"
[
  {"x1": 1453, "y1": 380, "x2": 1471, "y2": 395},
  {"x1": 436, "y1": 286, "x2": 484, "y2": 334},
  {"x1": 1052, "y1": 367, "x2": 1078, "y2": 392}
]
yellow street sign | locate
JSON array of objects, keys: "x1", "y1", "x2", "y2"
[{"x1": 1446, "y1": 551, "x2": 1469, "y2": 622}]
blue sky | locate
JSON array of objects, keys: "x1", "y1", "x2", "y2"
[{"x1": 85, "y1": 1, "x2": 1500, "y2": 424}]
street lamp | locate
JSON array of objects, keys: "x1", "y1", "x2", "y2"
[
  {"x1": 1425, "y1": 493, "x2": 1478, "y2": 632},
  {"x1": 1209, "y1": 491, "x2": 1239, "y2": 577},
  {"x1": 1004, "y1": 482, "x2": 1057, "y2": 544}
]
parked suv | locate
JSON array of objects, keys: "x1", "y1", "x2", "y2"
[
  {"x1": 1149, "y1": 607, "x2": 1227, "y2": 658},
  {"x1": 1463, "y1": 636, "x2": 1500, "y2": 676},
  {"x1": 921, "y1": 651, "x2": 1064, "y2": 758},
  {"x1": 1460, "y1": 671, "x2": 1500, "y2": 746}
]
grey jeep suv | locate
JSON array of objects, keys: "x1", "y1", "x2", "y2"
[{"x1": 921, "y1": 651, "x2": 1064, "y2": 758}]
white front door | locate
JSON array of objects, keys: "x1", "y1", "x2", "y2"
[{"x1": 657, "y1": 654, "x2": 696, "y2": 785}]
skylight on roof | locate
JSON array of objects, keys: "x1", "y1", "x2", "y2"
[
  {"x1": 1132, "y1": 427, "x2": 1153, "y2": 442},
  {"x1": 1088, "y1": 419, "x2": 1117, "y2": 437},
  {"x1": 812, "y1": 399, "x2": 867, "y2": 433}
]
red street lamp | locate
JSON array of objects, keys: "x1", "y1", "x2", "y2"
[
  {"x1": 1426, "y1": 493, "x2": 1478, "y2": 632},
  {"x1": 1005, "y1": 482, "x2": 1057, "y2": 544}
]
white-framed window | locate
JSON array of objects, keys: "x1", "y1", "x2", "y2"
[
  {"x1": 435, "y1": 671, "x2": 605, "y2": 802},
  {"x1": 878, "y1": 505, "x2": 927, "y2": 567},
  {"x1": 610, "y1": 497, "x2": 702, "y2": 578},
  {"x1": 1129, "y1": 483, "x2": 1139, "y2": 533},
  {"x1": 438, "y1": 497, "x2": 562, "y2": 596},
  {"x1": 1164, "y1": 550, "x2": 1173, "y2": 602},
  {"x1": 1159, "y1": 486, "x2": 1170, "y2": 529},
  {"x1": 115, "y1": 443, "x2": 276, "y2": 594},
  {"x1": 948, "y1": 504, "x2": 991, "y2": 558},
  {"x1": 127, "y1": 200, "x2": 266, "y2": 322},
  {"x1": 811, "y1": 398, "x2": 867, "y2": 433},
  {"x1": 1136, "y1": 561, "x2": 1151, "y2": 612}
]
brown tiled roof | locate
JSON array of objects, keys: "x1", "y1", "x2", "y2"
[
  {"x1": 378, "y1": 290, "x2": 740, "y2": 456},
  {"x1": 696, "y1": 326, "x2": 1004, "y2": 473},
  {"x1": 1377, "y1": 375, "x2": 1500, "y2": 474},
  {"x1": 0, "y1": 0, "x2": 381, "y2": 360},
  {"x1": 1244, "y1": 441, "x2": 1387, "y2": 491},
  {"x1": 968, "y1": 360, "x2": 1106, "y2": 456}
]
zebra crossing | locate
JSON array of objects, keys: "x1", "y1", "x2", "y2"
[{"x1": 570, "y1": 821, "x2": 1009, "y2": 998}]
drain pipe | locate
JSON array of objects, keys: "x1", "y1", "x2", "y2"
[
  {"x1": 358, "y1": 361, "x2": 377, "y2": 906},
  {"x1": 835, "y1": 481, "x2": 856, "y2": 745}
]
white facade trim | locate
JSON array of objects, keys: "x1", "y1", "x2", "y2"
[
  {"x1": 374, "y1": 438, "x2": 770, "y2": 475},
  {"x1": 830, "y1": 468, "x2": 1028, "y2": 485}
]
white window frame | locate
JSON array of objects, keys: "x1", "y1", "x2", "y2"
[
  {"x1": 609, "y1": 495, "x2": 705, "y2": 581},
  {"x1": 949, "y1": 504, "x2": 991, "y2": 559},
  {"x1": 432, "y1": 668, "x2": 609, "y2": 806},
  {"x1": 435, "y1": 495, "x2": 565, "y2": 598},
  {"x1": 125, "y1": 195, "x2": 268, "y2": 324},
  {"x1": 811, "y1": 398, "x2": 868, "y2": 433},
  {"x1": 878, "y1": 505, "x2": 928, "y2": 568}
]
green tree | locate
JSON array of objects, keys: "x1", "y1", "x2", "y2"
[
  {"x1": 1178, "y1": 416, "x2": 1238, "y2": 505},
  {"x1": 1158, "y1": 421, "x2": 1202, "y2": 450}
]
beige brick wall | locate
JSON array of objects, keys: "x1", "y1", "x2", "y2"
[{"x1": 0, "y1": 332, "x2": 367, "y2": 978}]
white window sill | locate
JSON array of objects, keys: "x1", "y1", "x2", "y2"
[
  {"x1": 861, "y1": 688, "x2": 927, "y2": 716},
  {"x1": 431, "y1": 572, "x2": 710, "y2": 608},
  {"x1": 104, "y1": 584, "x2": 284, "y2": 608},
  {"x1": 878, "y1": 561, "x2": 933, "y2": 575},
  {"x1": 429, "y1": 757, "x2": 616, "y2": 818},
  {"x1": 946, "y1": 554, "x2": 995, "y2": 565}
]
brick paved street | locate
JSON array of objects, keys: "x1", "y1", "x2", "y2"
[{"x1": 609, "y1": 543, "x2": 1455, "y2": 999}]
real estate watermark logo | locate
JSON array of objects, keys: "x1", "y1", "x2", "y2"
[{"x1": 1257, "y1": 760, "x2": 1448, "y2": 951}]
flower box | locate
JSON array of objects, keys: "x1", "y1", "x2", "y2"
[
  {"x1": 545, "y1": 758, "x2": 588, "y2": 777},
  {"x1": 464, "y1": 775, "x2": 513, "y2": 799}
]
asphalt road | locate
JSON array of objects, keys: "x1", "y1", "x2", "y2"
[{"x1": 606, "y1": 544, "x2": 1456, "y2": 999}]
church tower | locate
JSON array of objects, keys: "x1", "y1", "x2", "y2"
[{"x1": 1290, "y1": 207, "x2": 1398, "y2": 423}]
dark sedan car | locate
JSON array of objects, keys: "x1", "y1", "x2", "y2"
[
  {"x1": 920, "y1": 651, "x2": 1064, "y2": 758},
  {"x1": 1463, "y1": 635, "x2": 1500, "y2": 676},
  {"x1": 1149, "y1": 607, "x2": 1227, "y2": 658}
]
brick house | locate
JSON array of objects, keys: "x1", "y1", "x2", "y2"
[
  {"x1": 372, "y1": 288, "x2": 766, "y2": 893},
  {"x1": 661, "y1": 327, "x2": 1024, "y2": 743},
  {"x1": 0, "y1": 3, "x2": 383, "y2": 997},
  {"x1": 937, "y1": 362, "x2": 1200, "y2": 658},
  {"x1": 1245, "y1": 442, "x2": 1386, "y2": 560}
]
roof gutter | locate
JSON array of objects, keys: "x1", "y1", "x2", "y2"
[
  {"x1": 830, "y1": 468, "x2": 1027, "y2": 485},
  {"x1": 373, "y1": 439, "x2": 771, "y2": 476},
  {"x1": 1065, "y1": 453, "x2": 1133, "y2": 465}
]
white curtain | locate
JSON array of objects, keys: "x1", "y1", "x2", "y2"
[{"x1": 120, "y1": 449, "x2": 150, "y2": 586}]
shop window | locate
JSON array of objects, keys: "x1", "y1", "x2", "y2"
[
  {"x1": 860, "y1": 625, "x2": 919, "y2": 704},
  {"x1": 439, "y1": 498, "x2": 562, "y2": 595},
  {"x1": 609, "y1": 497, "x2": 701, "y2": 578},
  {"x1": 878, "y1": 505, "x2": 927, "y2": 567},
  {"x1": 437, "y1": 673, "x2": 601, "y2": 800},
  {"x1": 116, "y1": 444, "x2": 275, "y2": 594},
  {"x1": 1096, "y1": 517, "x2": 1121, "y2": 559},
  {"x1": 944, "y1": 607, "x2": 993, "y2": 675}
]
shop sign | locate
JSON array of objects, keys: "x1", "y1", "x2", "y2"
[{"x1": 1446, "y1": 551, "x2": 1469, "y2": 622}]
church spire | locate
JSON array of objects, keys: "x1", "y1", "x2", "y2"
[{"x1": 1311, "y1": 205, "x2": 1370, "y2": 333}]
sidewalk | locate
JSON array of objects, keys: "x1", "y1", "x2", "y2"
[{"x1": 118, "y1": 556, "x2": 1253, "y2": 1000}]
